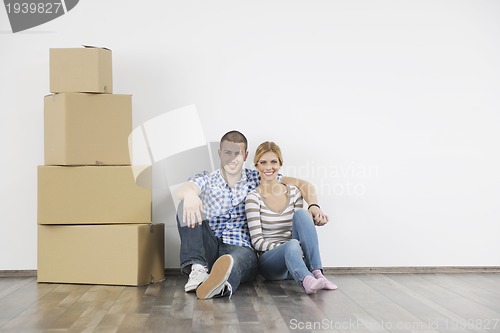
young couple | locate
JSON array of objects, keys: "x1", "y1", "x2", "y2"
[{"x1": 176, "y1": 130, "x2": 336, "y2": 299}]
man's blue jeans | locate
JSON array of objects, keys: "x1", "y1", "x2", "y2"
[
  {"x1": 257, "y1": 209, "x2": 323, "y2": 283},
  {"x1": 176, "y1": 202, "x2": 258, "y2": 292}
]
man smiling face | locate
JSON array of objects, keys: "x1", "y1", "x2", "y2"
[{"x1": 219, "y1": 141, "x2": 248, "y2": 177}]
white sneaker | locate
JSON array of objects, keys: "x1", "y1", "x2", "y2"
[
  {"x1": 184, "y1": 264, "x2": 209, "y2": 292},
  {"x1": 196, "y1": 254, "x2": 234, "y2": 300}
]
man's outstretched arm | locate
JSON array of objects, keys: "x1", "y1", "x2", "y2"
[{"x1": 281, "y1": 176, "x2": 329, "y2": 226}]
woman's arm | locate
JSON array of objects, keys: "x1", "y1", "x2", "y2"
[
  {"x1": 282, "y1": 176, "x2": 329, "y2": 225},
  {"x1": 282, "y1": 176, "x2": 316, "y2": 204}
]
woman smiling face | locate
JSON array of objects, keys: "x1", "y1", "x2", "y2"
[{"x1": 256, "y1": 151, "x2": 281, "y2": 182}]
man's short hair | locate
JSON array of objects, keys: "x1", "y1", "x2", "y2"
[{"x1": 220, "y1": 130, "x2": 248, "y2": 152}]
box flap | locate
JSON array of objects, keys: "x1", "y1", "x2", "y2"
[{"x1": 82, "y1": 44, "x2": 111, "y2": 51}]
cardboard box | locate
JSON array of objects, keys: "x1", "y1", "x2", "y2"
[
  {"x1": 44, "y1": 93, "x2": 132, "y2": 166},
  {"x1": 50, "y1": 46, "x2": 113, "y2": 93},
  {"x1": 38, "y1": 166, "x2": 152, "y2": 224},
  {"x1": 38, "y1": 224, "x2": 165, "y2": 286}
]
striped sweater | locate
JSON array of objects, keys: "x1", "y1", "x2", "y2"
[{"x1": 245, "y1": 184, "x2": 303, "y2": 252}]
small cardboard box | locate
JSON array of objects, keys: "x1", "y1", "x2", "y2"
[
  {"x1": 50, "y1": 46, "x2": 112, "y2": 93},
  {"x1": 38, "y1": 166, "x2": 152, "y2": 225},
  {"x1": 38, "y1": 224, "x2": 165, "y2": 286},
  {"x1": 44, "y1": 93, "x2": 132, "y2": 166}
]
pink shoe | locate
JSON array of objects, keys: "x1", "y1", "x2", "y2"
[
  {"x1": 313, "y1": 270, "x2": 338, "y2": 290},
  {"x1": 302, "y1": 275, "x2": 325, "y2": 294}
]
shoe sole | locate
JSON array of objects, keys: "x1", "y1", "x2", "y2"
[{"x1": 196, "y1": 254, "x2": 233, "y2": 300}]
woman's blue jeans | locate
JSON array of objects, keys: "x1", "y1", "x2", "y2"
[
  {"x1": 176, "y1": 202, "x2": 258, "y2": 292},
  {"x1": 258, "y1": 209, "x2": 323, "y2": 283}
]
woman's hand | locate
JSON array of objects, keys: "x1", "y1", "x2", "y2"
[{"x1": 308, "y1": 206, "x2": 329, "y2": 226}]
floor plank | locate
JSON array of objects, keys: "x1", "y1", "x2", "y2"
[
  {"x1": 334, "y1": 274, "x2": 439, "y2": 333},
  {"x1": 0, "y1": 279, "x2": 58, "y2": 329},
  {"x1": 419, "y1": 274, "x2": 500, "y2": 314},
  {"x1": 360, "y1": 274, "x2": 490, "y2": 333},
  {"x1": 1, "y1": 273, "x2": 500, "y2": 332},
  {"x1": 0, "y1": 277, "x2": 34, "y2": 300},
  {"x1": 389, "y1": 274, "x2": 500, "y2": 332},
  {"x1": 2, "y1": 283, "x2": 93, "y2": 332},
  {"x1": 452, "y1": 273, "x2": 500, "y2": 297}
]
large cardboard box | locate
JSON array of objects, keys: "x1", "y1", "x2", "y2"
[
  {"x1": 38, "y1": 166, "x2": 152, "y2": 224},
  {"x1": 50, "y1": 47, "x2": 113, "y2": 93},
  {"x1": 38, "y1": 224, "x2": 165, "y2": 286},
  {"x1": 44, "y1": 93, "x2": 132, "y2": 166}
]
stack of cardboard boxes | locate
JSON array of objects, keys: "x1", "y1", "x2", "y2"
[{"x1": 37, "y1": 46, "x2": 165, "y2": 286}]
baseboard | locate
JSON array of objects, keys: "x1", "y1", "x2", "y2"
[
  {"x1": 2, "y1": 267, "x2": 499, "y2": 278},
  {"x1": 165, "y1": 268, "x2": 183, "y2": 276},
  {"x1": 322, "y1": 266, "x2": 500, "y2": 274},
  {"x1": 166, "y1": 266, "x2": 500, "y2": 276},
  {"x1": 0, "y1": 270, "x2": 37, "y2": 278}
]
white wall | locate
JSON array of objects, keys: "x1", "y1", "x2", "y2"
[{"x1": 1, "y1": 0, "x2": 499, "y2": 270}]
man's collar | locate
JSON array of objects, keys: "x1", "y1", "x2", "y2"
[{"x1": 215, "y1": 168, "x2": 248, "y2": 187}]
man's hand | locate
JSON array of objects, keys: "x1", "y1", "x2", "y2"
[
  {"x1": 182, "y1": 191, "x2": 204, "y2": 228},
  {"x1": 308, "y1": 206, "x2": 329, "y2": 226}
]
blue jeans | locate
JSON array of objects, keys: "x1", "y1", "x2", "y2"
[
  {"x1": 176, "y1": 202, "x2": 258, "y2": 292},
  {"x1": 258, "y1": 209, "x2": 323, "y2": 283}
]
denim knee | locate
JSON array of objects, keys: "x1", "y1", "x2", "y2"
[
  {"x1": 293, "y1": 209, "x2": 314, "y2": 224},
  {"x1": 284, "y1": 239, "x2": 302, "y2": 257}
]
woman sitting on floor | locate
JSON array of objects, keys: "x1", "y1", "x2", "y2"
[{"x1": 245, "y1": 141, "x2": 337, "y2": 294}]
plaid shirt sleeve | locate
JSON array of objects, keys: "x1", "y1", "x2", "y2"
[{"x1": 187, "y1": 171, "x2": 210, "y2": 192}]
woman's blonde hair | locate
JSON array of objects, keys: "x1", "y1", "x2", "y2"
[{"x1": 254, "y1": 141, "x2": 283, "y2": 166}]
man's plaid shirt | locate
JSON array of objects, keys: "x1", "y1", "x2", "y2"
[{"x1": 189, "y1": 168, "x2": 281, "y2": 248}]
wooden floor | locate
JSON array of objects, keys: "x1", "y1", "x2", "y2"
[{"x1": 1, "y1": 273, "x2": 500, "y2": 332}]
